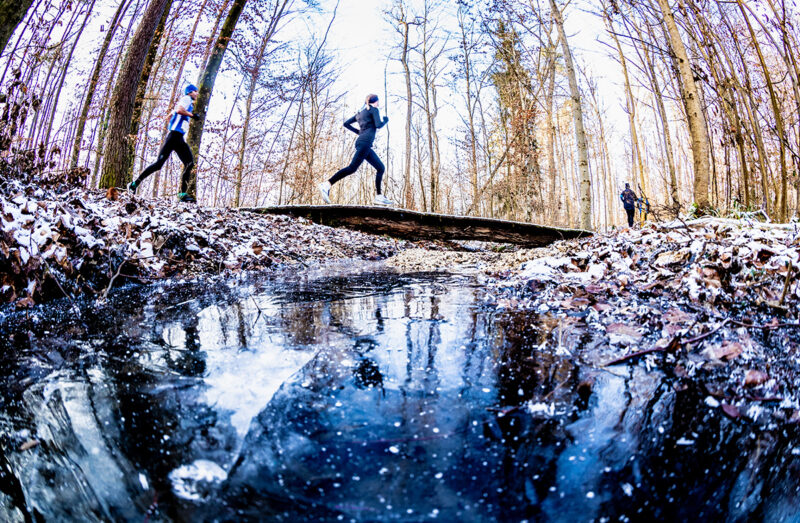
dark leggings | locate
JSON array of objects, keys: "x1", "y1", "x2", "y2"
[
  {"x1": 329, "y1": 141, "x2": 385, "y2": 194},
  {"x1": 625, "y1": 208, "x2": 635, "y2": 227},
  {"x1": 136, "y1": 131, "x2": 194, "y2": 193}
]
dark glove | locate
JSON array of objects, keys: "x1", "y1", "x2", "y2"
[
  {"x1": 383, "y1": 116, "x2": 389, "y2": 123},
  {"x1": 190, "y1": 113, "x2": 202, "y2": 121}
]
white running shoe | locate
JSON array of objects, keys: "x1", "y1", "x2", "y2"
[
  {"x1": 374, "y1": 194, "x2": 394, "y2": 206},
  {"x1": 318, "y1": 181, "x2": 331, "y2": 204}
]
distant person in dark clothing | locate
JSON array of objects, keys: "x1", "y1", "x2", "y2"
[
  {"x1": 620, "y1": 183, "x2": 637, "y2": 227},
  {"x1": 319, "y1": 93, "x2": 392, "y2": 206},
  {"x1": 129, "y1": 84, "x2": 200, "y2": 203}
]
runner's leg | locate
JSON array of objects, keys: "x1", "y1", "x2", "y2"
[
  {"x1": 329, "y1": 142, "x2": 370, "y2": 185},
  {"x1": 134, "y1": 133, "x2": 178, "y2": 184},
  {"x1": 175, "y1": 137, "x2": 195, "y2": 195},
  {"x1": 364, "y1": 148, "x2": 385, "y2": 194}
]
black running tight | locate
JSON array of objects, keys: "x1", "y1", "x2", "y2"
[
  {"x1": 329, "y1": 141, "x2": 385, "y2": 194},
  {"x1": 135, "y1": 131, "x2": 195, "y2": 193}
]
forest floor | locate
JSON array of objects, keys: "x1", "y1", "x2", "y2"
[{"x1": 3, "y1": 180, "x2": 800, "y2": 431}]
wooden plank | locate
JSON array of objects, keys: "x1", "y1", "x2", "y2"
[{"x1": 243, "y1": 205, "x2": 592, "y2": 247}]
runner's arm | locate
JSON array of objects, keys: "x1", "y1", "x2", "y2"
[
  {"x1": 175, "y1": 104, "x2": 194, "y2": 118},
  {"x1": 372, "y1": 109, "x2": 387, "y2": 129},
  {"x1": 343, "y1": 115, "x2": 359, "y2": 134}
]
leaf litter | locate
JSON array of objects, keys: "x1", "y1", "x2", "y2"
[
  {"x1": 0, "y1": 180, "x2": 436, "y2": 308},
  {"x1": 475, "y1": 220, "x2": 800, "y2": 430}
]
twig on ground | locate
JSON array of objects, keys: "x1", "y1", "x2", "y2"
[
  {"x1": 102, "y1": 257, "x2": 129, "y2": 301},
  {"x1": 730, "y1": 319, "x2": 800, "y2": 330},
  {"x1": 41, "y1": 260, "x2": 78, "y2": 312},
  {"x1": 779, "y1": 261, "x2": 794, "y2": 307},
  {"x1": 683, "y1": 319, "x2": 730, "y2": 345},
  {"x1": 603, "y1": 346, "x2": 670, "y2": 366}
]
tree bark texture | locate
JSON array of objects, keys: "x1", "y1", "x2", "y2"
[
  {"x1": 100, "y1": 0, "x2": 171, "y2": 188},
  {"x1": 0, "y1": 0, "x2": 33, "y2": 56},
  {"x1": 550, "y1": 0, "x2": 592, "y2": 230},
  {"x1": 185, "y1": 0, "x2": 248, "y2": 199},
  {"x1": 126, "y1": 0, "x2": 172, "y2": 180},
  {"x1": 70, "y1": 0, "x2": 131, "y2": 170},
  {"x1": 655, "y1": 0, "x2": 711, "y2": 211},
  {"x1": 251, "y1": 205, "x2": 591, "y2": 246}
]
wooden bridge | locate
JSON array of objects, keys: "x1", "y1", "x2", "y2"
[{"x1": 244, "y1": 205, "x2": 591, "y2": 247}]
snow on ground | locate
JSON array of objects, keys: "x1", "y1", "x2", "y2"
[{"x1": 0, "y1": 181, "x2": 429, "y2": 307}]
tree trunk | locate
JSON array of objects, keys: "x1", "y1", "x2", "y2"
[
  {"x1": 100, "y1": 0, "x2": 171, "y2": 188},
  {"x1": 655, "y1": 0, "x2": 711, "y2": 211},
  {"x1": 0, "y1": 0, "x2": 34, "y2": 56},
  {"x1": 400, "y1": 20, "x2": 414, "y2": 209},
  {"x1": 606, "y1": 15, "x2": 647, "y2": 197},
  {"x1": 126, "y1": 0, "x2": 173, "y2": 180},
  {"x1": 0, "y1": 0, "x2": 42, "y2": 86},
  {"x1": 42, "y1": 0, "x2": 97, "y2": 149},
  {"x1": 70, "y1": 0, "x2": 131, "y2": 170},
  {"x1": 736, "y1": 0, "x2": 788, "y2": 220},
  {"x1": 235, "y1": 74, "x2": 257, "y2": 207},
  {"x1": 163, "y1": 0, "x2": 209, "y2": 140},
  {"x1": 198, "y1": 0, "x2": 231, "y2": 74},
  {"x1": 544, "y1": 43, "x2": 558, "y2": 222},
  {"x1": 184, "y1": 0, "x2": 248, "y2": 199},
  {"x1": 455, "y1": 7, "x2": 480, "y2": 214},
  {"x1": 549, "y1": 0, "x2": 592, "y2": 230}
]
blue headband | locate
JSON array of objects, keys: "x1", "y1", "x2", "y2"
[{"x1": 368, "y1": 95, "x2": 378, "y2": 103}]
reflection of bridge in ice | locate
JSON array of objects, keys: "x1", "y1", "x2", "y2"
[{"x1": 244, "y1": 205, "x2": 592, "y2": 247}]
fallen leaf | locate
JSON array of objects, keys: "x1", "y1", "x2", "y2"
[
  {"x1": 664, "y1": 308, "x2": 694, "y2": 324},
  {"x1": 592, "y1": 302, "x2": 612, "y2": 312},
  {"x1": 744, "y1": 369, "x2": 768, "y2": 386},
  {"x1": 606, "y1": 323, "x2": 643, "y2": 345},
  {"x1": 105, "y1": 187, "x2": 119, "y2": 201},
  {"x1": 19, "y1": 439, "x2": 40, "y2": 451},
  {"x1": 584, "y1": 283, "x2": 605, "y2": 294},
  {"x1": 562, "y1": 297, "x2": 591, "y2": 309},
  {"x1": 673, "y1": 364, "x2": 689, "y2": 378},
  {"x1": 721, "y1": 403, "x2": 740, "y2": 419},
  {"x1": 702, "y1": 341, "x2": 743, "y2": 361},
  {"x1": 654, "y1": 250, "x2": 689, "y2": 267}
]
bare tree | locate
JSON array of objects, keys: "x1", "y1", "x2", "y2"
[
  {"x1": 70, "y1": 0, "x2": 132, "y2": 169},
  {"x1": 654, "y1": 0, "x2": 710, "y2": 211},
  {"x1": 185, "y1": 0, "x2": 248, "y2": 199},
  {"x1": 549, "y1": 0, "x2": 592, "y2": 229},
  {"x1": 100, "y1": 0, "x2": 172, "y2": 188}
]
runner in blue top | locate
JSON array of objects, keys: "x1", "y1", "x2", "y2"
[
  {"x1": 319, "y1": 93, "x2": 392, "y2": 206},
  {"x1": 129, "y1": 85, "x2": 200, "y2": 202}
]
